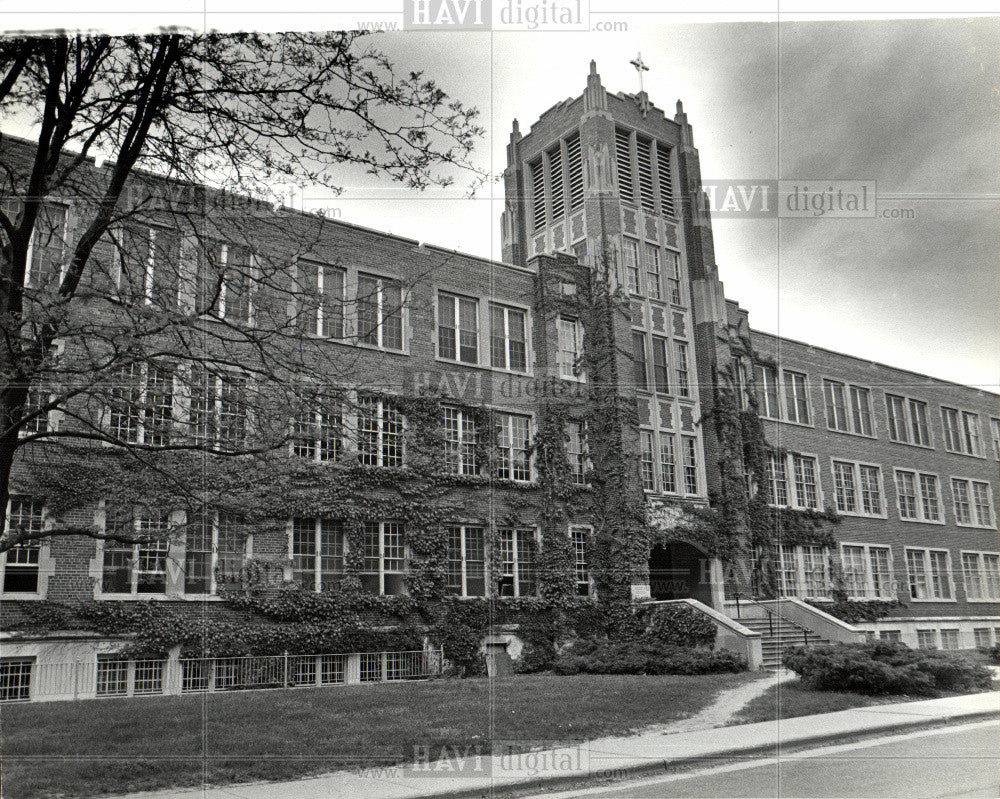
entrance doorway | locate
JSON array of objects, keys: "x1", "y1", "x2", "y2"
[{"x1": 648, "y1": 541, "x2": 713, "y2": 605}]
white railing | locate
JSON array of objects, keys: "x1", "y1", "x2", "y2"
[{"x1": 3, "y1": 648, "x2": 444, "y2": 703}]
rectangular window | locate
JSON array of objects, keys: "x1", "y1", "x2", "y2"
[
  {"x1": 361, "y1": 521, "x2": 406, "y2": 595},
  {"x1": 990, "y1": 418, "x2": 1000, "y2": 461},
  {"x1": 906, "y1": 548, "x2": 953, "y2": 600},
  {"x1": 859, "y1": 465, "x2": 883, "y2": 515},
  {"x1": 292, "y1": 393, "x2": 342, "y2": 462},
  {"x1": 801, "y1": 545, "x2": 830, "y2": 598},
  {"x1": 916, "y1": 629, "x2": 937, "y2": 649},
  {"x1": 438, "y1": 292, "x2": 478, "y2": 364},
  {"x1": 357, "y1": 274, "x2": 404, "y2": 350},
  {"x1": 754, "y1": 364, "x2": 779, "y2": 419},
  {"x1": 570, "y1": 526, "x2": 591, "y2": 596},
  {"x1": 496, "y1": 412, "x2": 532, "y2": 482},
  {"x1": 952, "y1": 478, "x2": 994, "y2": 527},
  {"x1": 566, "y1": 421, "x2": 588, "y2": 486},
  {"x1": 651, "y1": 336, "x2": 670, "y2": 394},
  {"x1": 939, "y1": 629, "x2": 960, "y2": 650},
  {"x1": 909, "y1": 400, "x2": 930, "y2": 446},
  {"x1": 894, "y1": 470, "x2": 918, "y2": 520},
  {"x1": 791, "y1": 454, "x2": 820, "y2": 509},
  {"x1": 291, "y1": 518, "x2": 344, "y2": 592},
  {"x1": 941, "y1": 406, "x2": 962, "y2": 452},
  {"x1": 880, "y1": 630, "x2": 902, "y2": 643},
  {"x1": 643, "y1": 244, "x2": 661, "y2": 300},
  {"x1": 833, "y1": 461, "x2": 858, "y2": 514},
  {"x1": 101, "y1": 506, "x2": 170, "y2": 595},
  {"x1": 2, "y1": 498, "x2": 44, "y2": 593},
  {"x1": 96, "y1": 656, "x2": 128, "y2": 697},
  {"x1": 185, "y1": 512, "x2": 244, "y2": 594},
  {"x1": 656, "y1": 142, "x2": 675, "y2": 217},
  {"x1": 357, "y1": 396, "x2": 404, "y2": 467},
  {"x1": 497, "y1": 528, "x2": 536, "y2": 597},
  {"x1": 962, "y1": 411, "x2": 982, "y2": 456},
  {"x1": 840, "y1": 544, "x2": 894, "y2": 601},
  {"x1": 776, "y1": 545, "x2": 798, "y2": 597},
  {"x1": 622, "y1": 238, "x2": 641, "y2": 294},
  {"x1": 188, "y1": 367, "x2": 246, "y2": 449},
  {"x1": 636, "y1": 135, "x2": 655, "y2": 212},
  {"x1": 850, "y1": 386, "x2": 874, "y2": 437},
  {"x1": 490, "y1": 304, "x2": 528, "y2": 372},
  {"x1": 557, "y1": 316, "x2": 585, "y2": 380},
  {"x1": 445, "y1": 525, "x2": 485, "y2": 597},
  {"x1": 674, "y1": 342, "x2": 690, "y2": 398},
  {"x1": 783, "y1": 371, "x2": 810, "y2": 424},
  {"x1": 146, "y1": 227, "x2": 180, "y2": 309},
  {"x1": 27, "y1": 203, "x2": 67, "y2": 288},
  {"x1": 443, "y1": 406, "x2": 478, "y2": 476},
  {"x1": 823, "y1": 379, "x2": 850, "y2": 432},
  {"x1": 961, "y1": 552, "x2": 1000, "y2": 601},
  {"x1": 298, "y1": 261, "x2": 345, "y2": 338},
  {"x1": 665, "y1": 251, "x2": 682, "y2": 305},
  {"x1": 20, "y1": 386, "x2": 50, "y2": 435},
  {"x1": 0, "y1": 658, "x2": 33, "y2": 702},
  {"x1": 766, "y1": 451, "x2": 789, "y2": 506},
  {"x1": 886, "y1": 394, "x2": 908, "y2": 442},
  {"x1": 974, "y1": 628, "x2": 994, "y2": 648},
  {"x1": 659, "y1": 434, "x2": 677, "y2": 494},
  {"x1": 682, "y1": 436, "x2": 699, "y2": 495},
  {"x1": 640, "y1": 431, "x2": 656, "y2": 492},
  {"x1": 632, "y1": 332, "x2": 648, "y2": 390},
  {"x1": 109, "y1": 362, "x2": 173, "y2": 446},
  {"x1": 918, "y1": 473, "x2": 941, "y2": 521},
  {"x1": 222, "y1": 244, "x2": 252, "y2": 325}
]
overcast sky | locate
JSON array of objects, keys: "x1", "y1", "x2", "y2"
[{"x1": 314, "y1": 17, "x2": 998, "y2": 389}]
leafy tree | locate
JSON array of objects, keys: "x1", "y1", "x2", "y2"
[{"x1": 0, "y1": 32, "x2": 484, "y2": 553}]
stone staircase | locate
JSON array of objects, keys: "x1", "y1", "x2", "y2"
[{"x1": 738, "y1": 616, "x2": 831, "y2": 670}]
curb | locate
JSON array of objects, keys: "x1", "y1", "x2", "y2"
[{"x1": 403, "y1": 708, "x2": 1000, "y2": 799}]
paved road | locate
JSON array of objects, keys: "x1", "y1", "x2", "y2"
[{"x1": 537, "y1": 721, "x2": 999, "y2": 799}]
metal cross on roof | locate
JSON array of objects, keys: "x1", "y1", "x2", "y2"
[{"x1": 630, "y1": 52, "x2": 650, "y2": 93}]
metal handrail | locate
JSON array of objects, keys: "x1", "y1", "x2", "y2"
[{"x1": 731, "y1": 593, "x2": 814, "y2": 647}]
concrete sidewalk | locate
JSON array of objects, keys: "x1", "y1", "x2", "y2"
[{"x1": 110, "y1": 690, "x2": 999, "y2": 799}]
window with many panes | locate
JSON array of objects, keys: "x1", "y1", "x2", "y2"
[
  {"x1": 960, "y1": 551, "x2": 1000, "y2": 601},
  {"x1": 292, "y1": 393, "x2": 341, "y2": 462},
  {"x1": 109, "y1": 362, "x2": 174, "y2": 446},
  {"x1": 101, "y1": 506, "x2": 171, "y2": 595},
  {"x1": 445, "y1": 525, "x2": 485, "y2": 597},
  {"x1": 682, "y1": 436, "x2": 699, "y2": 495},
  {"x1": 490, "y1": 304, "x2": 528, "y2": 372},
  {"x1": 894, "y1": 470, "x2": 941, "y2": 523},
  {"x1": 665, "y1": 250, "x2": 682, "y2": 304},
  {"x1": 357, "y1": 395, "x2": 404, "y2": 467},
  {"x1": 195, "y1": 242, "x2": 253, "y2": 323},
  {"x1": 767, "y1": 453, "x2": 820, "y2": 509},
  {"x1": 766, "y1": 452, "x2": 789, "y2": 506},
  {"x1": 651, "y1": 336, "x2": 670, "y2": 393},
  {"x1": 782, "y1": 370, "x2": 811, "y2": 424},
  {"x1": 643, "y1": 244, "x2": 661, "y2": 300},
  {"x1": 357, "y1": 273, "x2": 404, "y2": 350},
  {"x1": 443, "y1": 406, "x2": 478, "y2": 476},
  {"x1": 840, "y1": 544, "x2": 894, "y2": 599},
  {"x1": 291, "y1": 518, "x2": 344, "y2": 592},
  {"x1": 497, "y1": 528, "x2": 536, "y2": 597},
  {"x1": 754, "y1": 364, "x2": 779, "y2": 419},
  {"x1": 906, "y1": 548, "x2": 953, "y2": 600},
  {"x1": 25, "y1": 203, "x2": 67, "y2": 288},
  {"x1": 991, "y1": 418, "x2": 1000, "y2": 460},
  {"x1": 0, "y1": 658, "x2": 34, "y2": 701},
  {"x1": 297, "y1": 260, "x2": 345, "y2": 338},
  {"x1": 622, "y1": 238, "x2": 641, "y2": 294},
  {"x1": 832, "y1": 461, "x2": 882, "y2": 516},
  {"x1": 20, "y1": 385, "x2": 50, "y2": 435},
  {"x1": 189, "y1": 366, "x2": 247, "y2": 449},
  {"x1": 184, "y1": 512, "x2": 244, "y2": 595},
  {"x1": 438, "y1": 291, "x2": 478, "y2": 364},
  {"x1": 640, "y1": 431, "x2": 656, "y2": 492},
  {"x1": 632, "y1": 332, "x2": 648, "y2": 390},
  {"x1": 2, "y1": 498, "x2": 44, "y2": 593},
  {"x1": 674, "y1": 342, "x2": 690, "y2": 398},
  {"x1": 496, "y1": 412, "x2": 531, "y2": 482},
  {"x1": 566, "y1": 421, "x2": 588, "y2": 485},
  {"x1": 557, "y1": 316, "x2": 585, "y2": 380},
  {"x1": 570, "y1": 525, "x2": 591, "y2": 596},
  {"x1": 774, "y1": 545, "x2": 830, "y2": 598},
  {"x1": 951, "y1": 478, "x2": 994, "y2": 528},
  {"x1": 885, "y1": 394, "x2": 930, "y2": 446},
  {"x1": 361, "y1": 521, "x2": 405, "y2": 595}
]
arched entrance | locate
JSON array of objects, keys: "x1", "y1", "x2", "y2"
[{"x1": 649, "y1": 541, "x2": 713, "y2": 605}]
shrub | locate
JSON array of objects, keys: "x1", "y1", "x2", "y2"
[
  {"x1": 552, "y1": 638, "x2": 746, "y2": 676},
  {"x1": 639, "y1": 603, "x2": 717, "y2": 649},
  {"x1": 783, "y1": 642, "x2": 994, "y2": 696}
]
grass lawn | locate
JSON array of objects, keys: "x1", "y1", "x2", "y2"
[
  {"x1": 731, "y1": 679, "x2": 897, "y2": 724},
  {"x1": 3, "y1": 671, "x2": 753, "y2": 798}
]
